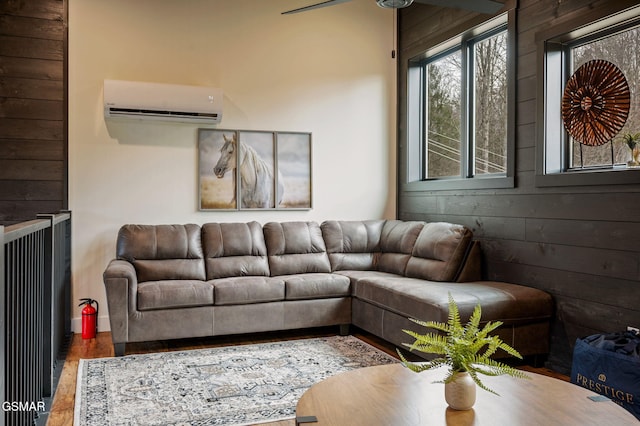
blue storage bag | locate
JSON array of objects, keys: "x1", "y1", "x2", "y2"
[{"x1": 570, "y1": 332, "x2": 640, "y2": 421}]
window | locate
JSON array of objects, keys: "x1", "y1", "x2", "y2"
[
  {"x1": 537, "y1": 4, "x2": 640, "y2": 187},
  {"x1": 474, "y1": 30, "x2": 508, "y2": 176},
  {"x1": 405, "y1": 11, "x2": 515, "y2": 191},
  {"x1": 425, "y1": 49, "x2": 462, "y2": 179}
]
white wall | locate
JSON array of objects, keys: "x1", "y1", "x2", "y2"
[{"x1": 68, "y1": 0, "x2": 396, "y2": 331}]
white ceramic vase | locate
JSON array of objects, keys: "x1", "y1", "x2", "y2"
[{"x1": 444, "y1": 372, "x2": 476, "y2": 410}]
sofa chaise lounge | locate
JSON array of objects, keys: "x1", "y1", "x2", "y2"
[{"x1": 103, "y1": 220, "x2": 553, "y2": 358}]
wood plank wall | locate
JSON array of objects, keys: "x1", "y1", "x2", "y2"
[
  {"x1": 397, "y1": 0, "x2": 640, "y2": 373},
  {"x1": 0, "y1": 0, "x2": 67, "y2": 225}
]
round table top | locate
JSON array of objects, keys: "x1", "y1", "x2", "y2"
[{"x1": 296, "y1": 363, "x2": 638, "y2": 425}]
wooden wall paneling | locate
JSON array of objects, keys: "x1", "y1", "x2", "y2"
[
  {"x1": 517, "y1": 26, "x2": 538, "y2": 57},
  {"x1": 434, "y1": 193, "x2": 640, "y2": 222},
  {"x1": 399, "y1": 5, "x2": 482, "y2": 57},
  {"x1": 0, "y1": 139, "x2": 64, "y2": 161},
  {"x1": 0, "y1": 35, "x2": 63, "y2": 60},
  {"x1": 0, "y1": 56, "x2": 64, "y2": 80},
  {"x1": 0, "y1": 77, "x2": 64, "y2": 100},
  {"x1": 486, "y1": 261, "x2": 640, "y2": 311},
  {"x1": 480, "y1": 239, "x2": 637, "y2": 281},
  {"x1": 397, "y1": 193, "x2": 439, "y2": 215},
  {"x1": 0, "y1": 180, "x2": 63, "y2": 201},
  {"x1": 0, "y1": 0, "x2": 67, "y2": 224},
  {"x1": 432, "y1": 213, "x2": 527, "y2": 241},
  {"x1": 0, "y1": 201, "x2": 63, "y2": 225},
  {"x1": 524, "y1": 218, "x2": 640, "y2": 252},
  {"x1": 518, "y1": 73, "x2": 538, "y2": 100},
  {"x1": 517, "y1": 50, "x2": 536, "y2": 79},
  {"x1": 516, "y1": 98, "x2": 536, "y2": 126},
  {"x1": 0, "y1": 0, "x2": 64, "y2": 20},
  {"x1": 0, "y1": 13, "x2": 65, "y2": 40},
  {"x1": 0, "y1": 159, "x2": 64, "y2": 181},
  {"x1": 555, "y1": 296, "x2": 639, "y2": 334},
  {"x1": 0, "y1": 98, "x2": 64, "y2": 120},
  {"x1": 516, "y1": 146, "x2": 535, "y2": 172},
  {"x1": 516, "y1": 0, "x2": 561, "y2": 33},
  {"x1": 0, "y1": 118, "x2": 63, "y2": 140},
  {"x1": 516, "y1": 0, "x2": 618, "y2": 34},
  {"x1": 516, "y1": 122, "x2": 536, "y2": 148}
]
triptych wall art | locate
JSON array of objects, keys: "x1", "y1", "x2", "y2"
[{"x1": 198, "y1": 129, "x2": 312, "y2": 210}]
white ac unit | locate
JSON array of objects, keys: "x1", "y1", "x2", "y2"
[{"x1": 103, "y1": 79, "x2": 223, "y2": 124}]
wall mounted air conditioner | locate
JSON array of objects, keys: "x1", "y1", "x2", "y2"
[{"x1": 103, "y1": 79, "x2": 223, "y2": 124}]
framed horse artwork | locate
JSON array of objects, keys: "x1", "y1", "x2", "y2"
[{"x1": 198, "y1": 129, "x2": 312, "y2": 210}]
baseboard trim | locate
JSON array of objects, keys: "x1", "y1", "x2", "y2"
[{"x1": 71, "y1": 315, "x2": 111, "y2": 334}]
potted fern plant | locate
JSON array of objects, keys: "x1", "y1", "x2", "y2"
[{"x1": 397, "y1": 294, "x2": 530, "y2": 410}]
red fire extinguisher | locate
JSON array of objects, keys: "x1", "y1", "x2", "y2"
[{"x1": 79, "y1": 298, "x2": 99, "y2": 339}]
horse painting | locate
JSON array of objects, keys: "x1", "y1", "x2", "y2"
[{"x1": 213, "y1": 133, "x2": 284, "y2": 208}]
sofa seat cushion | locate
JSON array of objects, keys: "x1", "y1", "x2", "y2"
[
  {"x1": 137, "y1": 280, "x2": 213, "y2": 311},
  {"x1": 281, "y1": 273, "x2": 351, "y2": 300},
  {"x1": 212, "y1": 276, "x2": 285, "y2": 306},
  {"x1": 353, "y1": 277, "x2": 553, "y2": 325},
  {"x1": 335, "y1": 270, "x2": 405, "y2": 285}
]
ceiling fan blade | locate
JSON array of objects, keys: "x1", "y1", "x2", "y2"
[
  {"x1": 413, "y1": 0, "x2": 503, "y2": 14},
  {"x1": 282, "y1": 0, "x2": 353, "y2": 15}
]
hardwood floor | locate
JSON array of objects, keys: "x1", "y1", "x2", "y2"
[{"x1": 46, "y1": 327, "x2": 567, "y2": 426}]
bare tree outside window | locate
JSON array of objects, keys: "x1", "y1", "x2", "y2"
[
  {"x1": 426, "y1": 51, "x2": 462, "y2": 178},
  {"x1": 475, "y1": 32, "x2": 508, "y2": 175}
]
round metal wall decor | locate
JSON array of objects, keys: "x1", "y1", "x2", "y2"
[{"x1": 561, "y1": 59, "x2": 630, "y2": 146}]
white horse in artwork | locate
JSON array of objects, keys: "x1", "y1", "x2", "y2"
[{"x1": 213, "y1": 134, "x2": 284, "y2": 208}]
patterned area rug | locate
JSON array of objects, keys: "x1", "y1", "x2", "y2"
[{"x1": 74, "y1": 336, "x2": 397, "y2": 425}]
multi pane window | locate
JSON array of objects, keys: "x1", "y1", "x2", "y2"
[
  {"x1": 539, "y1": 5, "x2": 640, "y2": 185},
  {"x1": 567, "y1": 25, "x2": 640, "y2": 169},
  {"x1": 421, "y1": 25, "x2": 508, "y2": 181}
]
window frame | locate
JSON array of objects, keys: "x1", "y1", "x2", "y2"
[
  {"x1": 403, "y1": 8, "x2": 516, "y2": 192},
  {"x1": 535, "y1": 2, "x2": 640, "y2": 188}
]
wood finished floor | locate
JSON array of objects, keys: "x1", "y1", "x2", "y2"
[{"x1": 46, "y1": 328, "x2": 568, "y2": 426}]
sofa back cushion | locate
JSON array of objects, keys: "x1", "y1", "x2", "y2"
[
  {"x1": 264, "y1": 221, "x2": 331, "y2": 276},
  {"x1": 201, "y1": 222, "x2": 270, "y2": 279},
  {"x1": 321, "y1": 220, "x2": 385, "y2": 271},
  {"x1": 377, "y1": 220, "x2": 424, "y2": 275},
  {"x1": 117, "y1": 224, "x2": 205, "y2": 282},
  {"x1": 405, "y1": 222, "x2": 473, "y2": 281}
]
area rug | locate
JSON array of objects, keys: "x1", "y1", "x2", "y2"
[{"x1": 74, "y1": 336, "x2": 397, "y2": 425}]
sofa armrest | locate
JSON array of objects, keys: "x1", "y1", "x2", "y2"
[{"x1": 103, "y1": 259, "x2": 137, "y2": 344}]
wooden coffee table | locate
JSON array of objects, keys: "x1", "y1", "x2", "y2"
[{"x1": 296, "y1": 363, "x2": 637, "y2": 425}]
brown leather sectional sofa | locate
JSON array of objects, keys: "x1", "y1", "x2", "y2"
[{"x1": 103, "y1": 220, "x2": 553, "y2": 357}]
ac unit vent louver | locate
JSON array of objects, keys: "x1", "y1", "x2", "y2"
[{"x1": 103, "y1": 80, "x2": 223, "y2": 124}]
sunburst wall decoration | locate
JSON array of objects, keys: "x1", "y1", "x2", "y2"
[{"x1": 561, "y1": 59, "x2": 630, "y2": 147}]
